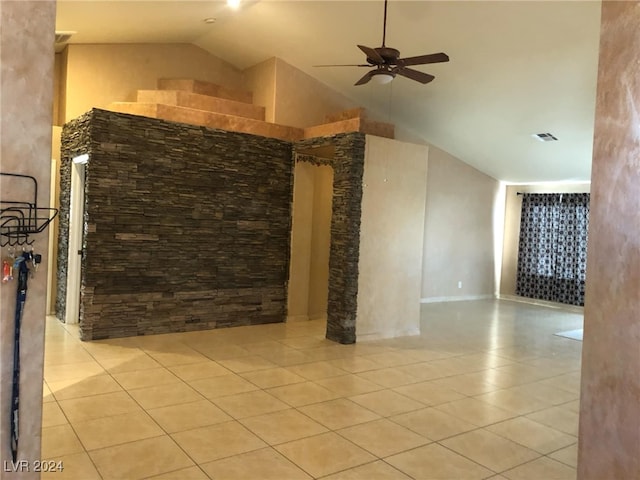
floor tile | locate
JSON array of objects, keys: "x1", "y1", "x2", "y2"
[
  {"x1": 167, "y1": 360, "x2": 231, "y2": 381},
  {"x1": 338, "y1": 418, "x2": 429, "y2": 457},
  {"x1": 41, "y1": 424, "x2": 85, "y2": 458},
  {"x1": 172, "y1": 421, "x2": 267, "y2": 464},
  {"x1": 201, "y1": 447, "x2": 312, "y2": 480},
  {"x1": 434, "y1": 397, "x2": 517, "y2": 426},
  {"x1": 195, "y1": 344, "x2": 250, "y2": 361},
  {"x1": 391, "y1": 407, "x2": 477, "y2": 440},
  {"x1": 315, "y1": 374, "x2": 383, "y2": 396},
  {"x1": 146, "y1": 348, "x2": 208, "y2": 367},
  {"x1": 48, "y1": 374, "x2": 123, "y2": 401},
  {"x1": 275, "y1": 432, "x2": 376, "y2": 478},
  {"x1": 144, "y1": 466, "x2": 210, "y2": 480},
  {"x1": 241, "y1": 408, "x2": 328, "y2": 444},
  {"x1": 441, "y1": 428, "x2": 540, "y2": 473},
  {"x1": 357, "y1": 367, "x2": 421, "y2": 388},
  {"x1": 41, "y1": 452, "x2": 101, "y2": 480},
  {"x1": 486, "y1": 416, "x2": 577, "y2": 454},
  {"x1": 58, "y1": 391, "x2": 141, "y2": 424},
  {"x1": 393, "y1": 381, "x2": 467, "y2": 405},
  {"x1": 42, "y1": 401, "x2": 69, "y2": 427},
  {"x1": 363, "y1": 351, "x2": 417, "y2": 368},
  {"x1": 349, "y1": 390, "x2": 424, "y2": 417},
  {"x1": 267, "y1": 381, "x2": 340, "y2": 407},
  {"x1": 386, "y1": 443, "x2": 493, "y2": 480},
  {"x1": 113, "y1": 367, "x2": 181, "y2": 390},
  {"x1": 89, "y1": 435, "x2": 193, "y2": 480},
  {"x1": 218, "y1": 355, "x2": 277, "y2": 373},
  {"x1": 429, "y1": 372, "x2": 501, "y2": 396},
  {"x1": 147, "y1": 399, "x2": 232, "y2": 433},
  {"x1": 525, "y1": 406, "x2": 579, "y2": 436},
  {"x1": 96, "y1": 352, "x2": 162, "y2": 373},
  {"x1": 73, "y1": 410, "x2": 164, "y2": 450},
  {"x1": 240, "y1": 367, "x2": 306, "y2": 388},
  {"x1": 298, "y1": 398, "x2": 380, "y2": 430},
  {"x1": 475, "y1": 388, "x2": 553, "y2": 415},
  {"x1": 321, "y1": 460, "x2": 411, "y2": 479},
  {"x1": 328, "y1": 356, "x2": 382, "y2": 373},
  {"x1": 549, "y1": 443, "x2": 578, "y2": 468},
  {"x1": 502, "y1": 457, "x2": 577, "y2": 480},
  {"x1": 44, "y1": 361, "x2": 106, "y2": 383},
  {"x1": 128, "y1": 382, "x2": 203, "y2": 409},
  {"x1": 286, "y1": 361, "x2": 347, "y2": 380},
  {"x1": 393, "y1": 361, "x2": 451, "y2": 381},
  {"x1": 188, "y1": 373, "x2": 259, "y2": 399},
  {"x1": 213, "y1": 389, "x2": 290, "y2": 419}
]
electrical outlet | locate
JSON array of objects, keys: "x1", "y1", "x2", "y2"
[{"x1": 458, "y1": 281, "x2": 462, "y2": 289}]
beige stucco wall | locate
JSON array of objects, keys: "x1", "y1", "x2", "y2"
[
  {"x1": 422, "y1": 146, "x2": 499, "y2": 301},
  {"x1": 500, "y1": 182, "x2": 591, "y2": 296},
  {"x1": 357, "y1": 136, "x2": 429, "y2": 340},
  {"x1": 0, "y1": 0, "x2": 55, "y2": 472},
  {"x1": 287, "y1": 162, "x2": 333, "y2": 321},
  {"x1": 243, "y1": 57, "x2": 276, "y2": 123},
  {"x1": 62, "y1": 43, "x2": 246, "y2": 122},
  {"x1": 273, "y1": 58, "x2": 359, "y2": 128},
  {"x1": 307, "y1": 166, "x2": 333, "y2": 320}
]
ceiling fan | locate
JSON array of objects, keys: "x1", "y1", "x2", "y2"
[{"x1": 316, "y1": 0, "x2": 449, "y2": 86}]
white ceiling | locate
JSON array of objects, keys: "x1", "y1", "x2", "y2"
[{"x1": 56, "y1": 0, "x2": 602, "y2": 183}]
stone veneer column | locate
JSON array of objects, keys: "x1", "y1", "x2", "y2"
[
  {"x1": 0, "y1": 0, "x2": 56, "y2": 475},
  {"x1": 578, "y1": 2, "x2": 640, "y2": 479}
]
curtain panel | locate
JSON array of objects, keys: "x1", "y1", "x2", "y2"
[{"x1": 516, "y1": 193, "x2": 589, "y2": 306}]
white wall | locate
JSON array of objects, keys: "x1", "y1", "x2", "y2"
[{"x1": 356, "y1": 136, "x2": 429, "y2": 340}]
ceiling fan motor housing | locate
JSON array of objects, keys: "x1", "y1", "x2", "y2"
[{"x1": 370, "y1": 47, "x2": 401, "y2": 65}]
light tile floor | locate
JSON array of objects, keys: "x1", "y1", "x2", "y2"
[{"x1": 41, "y1": 299, "x2": 583, "y2": 480}]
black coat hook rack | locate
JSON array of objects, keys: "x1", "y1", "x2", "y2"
[{"x1": 0, "y1": 172, "x2": 58, "y2": 247}]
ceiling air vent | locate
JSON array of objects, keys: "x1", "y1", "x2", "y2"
[
  {"x1": 532, "y1": 132, "x2": 558, "y2": 142},
  {"x1": 55, "y1": 31, "x2": 75, "y2": 44}
]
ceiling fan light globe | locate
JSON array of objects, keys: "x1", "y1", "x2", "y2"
[{"x1": 372, "y1": 72, "x2": 394, "y2": 85}]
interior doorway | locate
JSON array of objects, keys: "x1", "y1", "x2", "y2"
[
  {"x1": 288, "y1": 148, "x2": 335, "y2": 324},
  {"x1": 64, "y1": 155, "x2": 87, "y2": 324}
]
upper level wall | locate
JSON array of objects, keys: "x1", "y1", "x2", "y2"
[
  {"x1": 60, "y1": 43, "x2": 246, "y2": 124},
  {"x1": 422, "y1": 146, "x2": 500, "y2": 301},
  {"x1": 500, "y1": 182, "x2": 591, "y2": 297}
]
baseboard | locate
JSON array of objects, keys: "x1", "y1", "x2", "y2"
[
  {"x1": 357, "y1": 327, "x2": 421, "y2": 342},
  {"x1": 420, "y1": 294, "x2": 494, "y2": 304},
  {"x1": 497, "y1": 294, "x2": 584, "y2": 313}
]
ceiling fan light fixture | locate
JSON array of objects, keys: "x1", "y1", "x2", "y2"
[{"x1": 371, "y1": 71, "x2": 395, "y2": 85}]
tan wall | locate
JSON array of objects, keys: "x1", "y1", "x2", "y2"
[
  {"x1": 273, "y1": 58, "x2": 359, "y2": 128},
  {"x1": 287, "y1": 162, "x2": 333, "y2": 321},
  {"x1": 307, "y1": 166, "x2": 333, "y2": 319},
  {"x1": 422, "y1": 146, "x2": 499, "y2": 300},
  {"x1": 243, "y1": 57, "x2": 276, "y2": 123},
  {"x1": 0, "y1": 0, "x2": 55, "y2": 472},
  {"x1": 500, "y1": 182, "x2": 590, "y2": 296},
  {"x1": 357, "y1": 136, "x2": 429, "y2": 340},
  {"x1": 288, "y1": 162, "x2": 314, "y2": 321},
  {"x1": 62, "y1": 43, "x2": 245, "y2": 122}
]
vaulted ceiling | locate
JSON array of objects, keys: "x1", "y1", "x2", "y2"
[{"x1": 56, "y1": 0, "x2": 602, "y2": 183}]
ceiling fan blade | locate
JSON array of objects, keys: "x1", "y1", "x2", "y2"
[
  {"x1": 354, "y1": 70, "x2": 376, "y2": 86},
  {"x1": 357, "y1": 45, "x2": 385, "y2": 64},
  {"x1": 396, "y1": 67, "x2": 435, "y2": 84},
  {"x1": 398, "y1": 52, "x2": 449, "y2": 66},
  {"x1": 314, "y1": 64, "x2": 372, "y2": 67}
]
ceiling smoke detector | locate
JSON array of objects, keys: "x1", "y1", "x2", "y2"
[{"x1": 532, "y1": 132, "x2": 559, "y2": 142}]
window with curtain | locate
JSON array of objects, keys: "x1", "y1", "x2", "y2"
[{"x1": 515, "y1": 193, "x2": 590, "y2": 306}]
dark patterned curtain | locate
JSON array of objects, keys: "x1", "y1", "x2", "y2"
[{"x1": 516, "y1": 193, "x2": 589, "y2": 306}]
